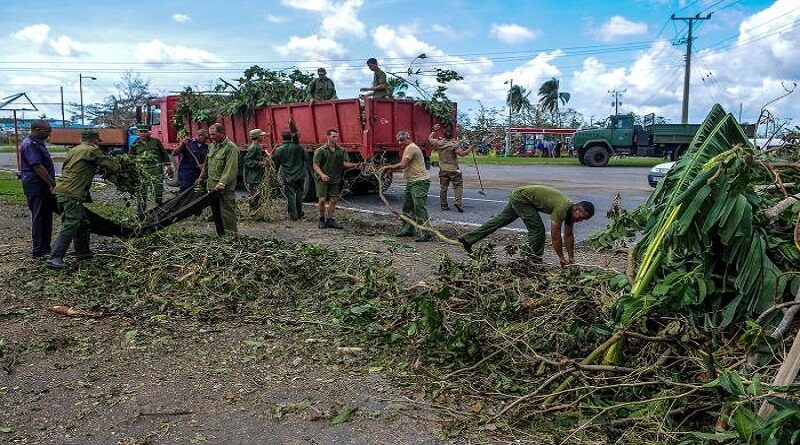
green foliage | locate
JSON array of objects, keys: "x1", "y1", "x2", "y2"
[{"x1": 391, "y1": 68, "x2": 463, "y2": 125}]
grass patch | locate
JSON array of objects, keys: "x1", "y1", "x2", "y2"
[
  {"x1": 431, "y1": 153, "x2": 665, "y2": 168},
  {"x1": 0, "y1": 171, "x2": 24, "y2": 204}
]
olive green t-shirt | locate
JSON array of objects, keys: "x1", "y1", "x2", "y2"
[
  {"x1": 432, "y1": 138, "x2": 460, "y2": 172},
  {"x1": 372, "y1": 69, "x2": 390, "y2": 98},
  {"x1": 275, "y1": 142, "x2": 306, "y2": 182},
  {"x1": 512, "y1": 185, "x2": 573, "y2": 223},
  {"x1": 307, "y1": 77, "x2": 337, "y2": 101},
  {"x1": 313, "y1": 144, "x2": 346, "y2": 184},
  {"x1": 402, "y1": 143, "x2": 430, "y2": 182},
  {"x1": 54, "y1": 143, "x2": 121, "y2": 201}
]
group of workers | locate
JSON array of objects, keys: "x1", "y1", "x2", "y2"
[{"x1": 18, "y1": 57, "x2": 595, "y2": 270}]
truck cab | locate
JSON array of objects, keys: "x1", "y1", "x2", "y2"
[{"x1": 572, "y1": 113, "x2": 638, "y2": 167}]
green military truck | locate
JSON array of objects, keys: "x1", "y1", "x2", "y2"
[{"x1": 572, "y1": 113, "x2": 700, "y2": 167}]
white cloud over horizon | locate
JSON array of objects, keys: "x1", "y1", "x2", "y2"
[
  {"x1": 171, "y1": 13, "x2": 190, "y2": 23},
  {"x1": 490, "y1": 23, "x2": 539, "y2": 44},
  {"x1": 134, "y1": 39, "x2": 225, "y2": 66},
  {"x1": 594, "y1": 16, "x2": 649, "y2": 42},
  {"x1": 11, "y1": 24, "x2": 88, "y2": 57}
]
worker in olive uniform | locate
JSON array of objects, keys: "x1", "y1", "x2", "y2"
[
  {"x1": 243, "y1": 129, "x2": 267, "y2": 208},
  {"x1": 458, "y1": 185, "x2": 594, "y2": 266},
  {"x1": 197, "y1": 123, "x2": 239, "y2": 235},
  {"x1": 130, "y1": 124, "x2": 172, "y2": 217},
  {"x1": 46, "y1": 130, "x2": 121, "y2": 269},
  {"x1": 381, "y1": 130, "x2": 432, "y2": 242},
  {"x1": 361, "y1": 58, "x2": 390, "y2": 98},
  {"x1": 274, "y1": 117, "x2": 306, "y2": 220},
  {"x1": 313, "y1": 128, "x2": 360, "y2": 229},
  {"x1": 306, "y1": 67, "x2": 337, "y2": 102},
  {"x1": 429, "y1": 123, "x2": 469, "y2": 212}
]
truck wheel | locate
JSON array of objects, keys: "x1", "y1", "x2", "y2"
[{"x1": 583, "y1": 145, "x2": 610, "y2": 167}]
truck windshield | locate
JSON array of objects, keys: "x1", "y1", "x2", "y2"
[{"x1": 149, "y1": 105, "x2": 161, "y2": 126}]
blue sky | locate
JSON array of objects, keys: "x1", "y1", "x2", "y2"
[{"x1": 1, "y1": 0, "x2": 797, "y2": 127}]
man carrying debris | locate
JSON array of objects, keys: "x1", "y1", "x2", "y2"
[
  {"x1": 312, "y1": 129, "x2": 360, "y2": 229},
  {"x1": 381, "y1": 130, "x2": 432, "y2": 242},
  {"x1": 429, "y1": 123, "x2": 468, "y2": 213},
  {"x1": 197, "y1": 123, "x2": 239, "y2": 235},
  {"x1": 306, "y1": 67, "x2": 337, "y2": 102},
  {"x1": 361, "y1": 58, "x2": 390, "y2": 98},
  {"x1": 457, "y1": 185, "x2": 594, "y2": 266},
  {"x1": 243, "y1": 129, "x2": 267, "y2": 208},
  {"x1": 273, "y1": 117, "x2": 306, "y2": 221},
  {"x1": 20, "y1": 120, "x2": 56, "y2": 259},
  {"x1": 173, "y1": 129, "x2": 208, "y2": 191},
  {"x1": 46, "y1": 130, "x2": 121, "y2": 269},
  {"x1": 130, "y1": 124, "x2": 172, "y2": 216}
]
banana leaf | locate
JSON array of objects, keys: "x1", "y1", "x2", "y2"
[{"x1": 617, "y1": 104, "x2": 787, "y2": 327}]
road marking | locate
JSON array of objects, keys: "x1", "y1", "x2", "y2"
[
  {"x1": 427, "y1": 194, "x2": 507, "y2": 204},
  {"x1": 312, "y1": 203, "x2": 528, "y2": 233}
]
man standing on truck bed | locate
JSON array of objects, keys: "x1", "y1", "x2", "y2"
[
  {"x1": 361, "y1": 58, "x2": 390, "y2": 98},
  {"x1": 173, "y1": 129, "x2": 208, "y2": 191},
  {"x1": 130, "y1": 124, "x2": 172, "y2": 217},
  {"x1": 46, "y1": 130, "x2": 121, "y2": 269},
  {"x1": 197, "y1": 123, "x2": 239, "y2": 235},
  {"x1": 313, "y1": 129, "x2": 360, "y2": 229},
  {"x1": 20, "y1": 120, "x2": 56, "y2": 259},
  {"x1": 306, "y1": 67, "x2": 337, "y2": 102},
  {"x1": 457, "y1": 185, "x2": 594, "y2": 267},
  {"x1": 429, "y1": 123, "x2": 468, "y2": 213},
  {"x1": 381, "y1": 130, "x2": 432, "y2": 242}
]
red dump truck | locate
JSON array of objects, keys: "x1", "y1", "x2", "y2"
[{"x1": 141, "y1": 96, "x2": 455, "y2": 200}]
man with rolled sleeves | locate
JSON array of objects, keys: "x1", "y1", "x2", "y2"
[
  {"x1": 429, "y1": 123, "x2": 468, "y2": 213},
  {"x1": 361, "y1": 58, "x2": 390, "y2": 98},
  {"x1": 197, "y1": 123, "x2": 238, "y2": 235},
  {"x1": 306, "y1": 67, "x2": 337, "y2": 102},
  {"x1": 130, "y1": 124, "x2": 172, "y2": 216},
  {"x1": 457, "y1": 185, "x2": 594, "y2": 266},
  {"x1": 46, "y1": 130, "x2": 121, "y2": 269},
  {"x1": 312, "y1": 128, "x2": 360, "y2": 229},
  {"x1": 381, "y1": 130, "x2": 432, "y2": 242},
  {"x1": 243, "y1": 129, "x2": 267, "y2": 208},
  {"x1": 274, "y1": 119, "x2": 306, "y2": 221},
  {"x1": 20, "y1": 120, "x2": 56, "y2": 258}
]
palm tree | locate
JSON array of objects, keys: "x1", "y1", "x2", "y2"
[
  {"x1": 538, "y1": 77, "x2": 571, "y2": 117},
  {"x1": 506, "y1": 84, "x2": 532, "y2": 114}
]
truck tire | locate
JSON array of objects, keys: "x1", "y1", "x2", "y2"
[
  {"x1": 583, "y1": 145, "x2": 610, "y2": 167},
  {"x1": 578, "y1": 150, "x2": 587, "y2": 165}
]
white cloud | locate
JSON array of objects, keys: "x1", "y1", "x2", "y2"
[
  {"x1": 490, "y1": 23, "x2": 539, "y2": 44},
  {"x1": 273, "y1": 34, "x2": 346, "y2": 59},
  {"x1": 172, "y1": 13, "x2": 190, "y2": 23},
  {"x1": 267, "y1": 14, "x2": 286, "y2": 23},
  {"x1": 134, "y1": 39, "x2": 225, "y2": 66},
  {"x1": 321, "y1": 0, "x2": 364, "y2": 37},
  {"x1": 280, "y1": 0, "x2": 331, "y2": 11},
  {"x1": 11, "y1": 23, "x2": 88, "y2": 57},
  {"x1": 595, "y1": 16, "x2": 648, "y2": 42}
]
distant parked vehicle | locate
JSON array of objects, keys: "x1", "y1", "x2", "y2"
[{"x1": 648, "y1": 161, "x2": 675, "y2": 187}]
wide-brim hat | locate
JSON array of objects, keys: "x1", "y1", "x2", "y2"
[{"x1": 250, "y1": 129, "x2": 267, "y2": 138}]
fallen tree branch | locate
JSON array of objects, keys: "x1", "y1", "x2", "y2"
[{"x1": 764, "y1": 193, "x2": 800, "y2": 221}]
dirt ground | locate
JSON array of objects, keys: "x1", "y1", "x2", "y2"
[{"x1": 0, "y1": 192, "x2": 623, "y2": 445}]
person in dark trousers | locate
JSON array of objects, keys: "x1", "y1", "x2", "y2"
[
  {"x1": 273, "y1": 117, "x2": 306, "y2": 221},
  {"x1": 458, "y1": 185, "x2": 594, "y2": 267},
  {"x1": 46, "y1": 130, "x2": 121, "y2": 269},
  {"x1": 173, "y1": 129, "x2": 208, "y2": 191},
  {"x1": 20, "y1": 120, "x2": 56, "y2": 258}
]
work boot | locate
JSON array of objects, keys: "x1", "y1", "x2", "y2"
[
  {"x1": 395, "y1": 231, "x2": 414, "y2": 237},
  {"x1": 457, "y1": 236, "x2": 472, "y2": 254},
  {"x1": 326, "y1": 218, "x2": 344, "y2": 230},
  {"x1": 441, "y1": 207, "x2": 450, "y2": 211},
  {"x1": 45, "y1": 257, "x2": 66, "y2": 269},
  {"x1": 75, "y1": 228, "x2": 94, "y2": 261},
  {"x1": 414, "y1": 233, "x2": 433, "y2": 242},
  {"x1": 454, "y1": 204, "x2": 464, "y2": 213},
  {"x1": 318, "y1": 217, "x2": 327, "y2": 229},
  {"x1": 46, "y1": 233, "x2": 72, "y2": 269}
]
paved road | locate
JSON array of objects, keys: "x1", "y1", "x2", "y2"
[{"x1": 1, "y1": 152, "x2": 653, "y2": 237}]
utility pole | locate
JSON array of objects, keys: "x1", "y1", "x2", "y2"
[
  {"x1": 609, "y1": 89, "x2": 625, "y2": 116},
  {"x1": 79, "y1": 73, "x2": 97, "y2": 126},
  {"x1": 504, "y1": 78, "x2": 513, "y2": 157},
  {"x1": 672, "y1": 13, "x2": 712, "y2": 124},
  {"x1": 60, "y1": 86, "x2": 66, "y2": 128}
]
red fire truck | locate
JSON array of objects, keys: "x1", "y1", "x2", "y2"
[{"x1": 141, "y1": 96, "x2": 455, "y2": 200}]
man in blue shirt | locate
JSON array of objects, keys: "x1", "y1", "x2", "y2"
[
  {"x1": 20, "y1": 120, "x2": 56, "y2": 258},
  {"x1": 173, "y1": 129, "x2": 209, "y2": 191}
]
